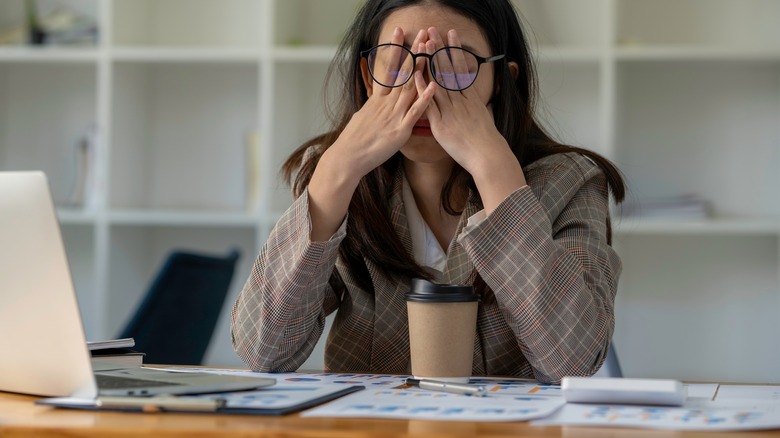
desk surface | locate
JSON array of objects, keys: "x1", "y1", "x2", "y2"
[{"x1": 1, "y1": 391, "x2": 779, "y2": 438}]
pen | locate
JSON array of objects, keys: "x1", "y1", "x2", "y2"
[
  {"x1": 405, "y1": 378, "x2": 487, "y2": 397},
  {"x1": 97, "y1": 395, "x2": 225, "y2": 412}
]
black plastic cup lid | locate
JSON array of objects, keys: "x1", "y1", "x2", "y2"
[{"x1": 404, "y1": 278, "x2": 480, "y2": 303}]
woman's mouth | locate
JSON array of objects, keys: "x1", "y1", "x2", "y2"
[{"x1": 412, "y1": 120, "x2": 433, "y2": 136}]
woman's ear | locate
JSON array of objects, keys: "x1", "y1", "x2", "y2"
[
  {"x1": 360, "y1": 58, "x2": 374, "y2": 97},
  {"x1": 494, "y1": 61, "x2": 520, "y2": 96},
  {"x1": 508, "y1": 61, "x2": 519, "y2": 81}
]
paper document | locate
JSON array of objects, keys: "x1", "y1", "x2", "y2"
[
  {"x1": 532, "y1": 399, "x2": 780, "y2": 431},
  {"x1": 173, "y1": 370, "x2": 564, "y2": 421},
  {"x1": 299, "y1": 375, "x2": 565, "y2": 422},
  {"x1": 162, "y1": 369, "x2": 780, "y2": 429},
  {"x1": 301, "y1": 386, "x2": 564, "y2": 422},
  {"x1": 715, "y1": 385, "x2": 780, "y2": 402}
]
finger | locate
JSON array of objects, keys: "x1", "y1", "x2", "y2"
[
  {"x1": 427, "y1": 27, "x2": 455, "y2": 90},
  {"x1": 384, "y1": 27, "x2": 412, "y2": 90},
  {"x1": 446, "y1": 29, "x2": 475, "y2": 92},
  {"x1": 392, "y1": 29, "x2": 426, "y2": 89},
  {"x1": 414, "y1": 71, "x2": 440, "y2": 121},
  {"x1": 370, "y1": 27, "x2": 405, "y2": 94},
  {"x1": 411, "y1": 29, "x2": 427, "y2": 70},
  {"x1": 394, "y1": 48, "x2": 424, "y2": 112},
  {"x1": 404, "y1": 76, "x2": 437, "y2": 127},
  {"x1": 427, "y1": 40, "x2": 453, "y2": 105},
  {"x1": 376, "y1": 28, "x2": 408, "y2": 92}
]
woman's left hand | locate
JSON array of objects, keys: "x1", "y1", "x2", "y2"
[
  {"x1": 415, "y1": 27, "x2": 527, "y2": 213},
  {"x1": 415, "y1": 27, "x2": 510, "y2": 176}
]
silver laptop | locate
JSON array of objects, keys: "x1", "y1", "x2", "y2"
[{"x1": 0, "y1": 171, "x2": 274, "y2": 398}]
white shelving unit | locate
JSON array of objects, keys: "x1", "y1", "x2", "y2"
[{"x1": 1, "y1": 0, "x2": 778, "y2": 382}]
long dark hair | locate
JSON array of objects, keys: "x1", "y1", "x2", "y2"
[{"x1": 282, "y1": 0, "x2": 626, "y2": 293}]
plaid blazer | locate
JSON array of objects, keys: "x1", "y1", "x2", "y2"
[{"x1": 232, "y1": 152, "x2": 621, "y2": 383}]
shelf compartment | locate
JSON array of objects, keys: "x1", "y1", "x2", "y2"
[
  {"x1": 614, "y1": 234, "x2": 780, "y2": 383},
  {"x1": 110, "y1": 48, "x2": 261, "y2": 63},
  {"x1": 0, "y1": 47, "x2": 99, "y2": 62},
  {"x1": 0, "y1": 0, "x2": 99, "y2": 48},
  {"x1": 61, "y1": 223, "x2": 98, "y2": 338},
  {"x1": 614, "y1": 61, "x2": 780, "y2": 219},
  {"x1": 274, "y1": 0, "x2": 362, "y2": 47},
  {"x1": 0, "y1": 62, "x2": 97, "y2": 206},
  {"x1": 614, "y1": 217, "x2": 780, "y2": 236},
  {"x1": 536, "y1": 60, "x2": 604, "y2": 155},
  {"x1": 615, "y1": 46, "x2": 780, "y2": 62},
  {"x1": 513, "y1": 0, "x2": 608, "y2": 49},
  {"x1": 268, "y1": 61, "x2": 331, "y2": 214},
  {"x1": 111, "y1": 0, "x2": 263, "y2": 48},
  {"x1": 108, "y1": 209, "x2": 259, "y2": 227},
  {"x1": 617, "y1": 0, "x2": 780, "y2": 49},
  {"x1": 271, "y1": 47, "x2": 337, "y2": 63},
  {"x1": 110, "y1": 61, "x2": 259, "y2": 212}
]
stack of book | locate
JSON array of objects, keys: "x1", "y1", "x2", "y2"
[{"x1": 87, "y1": 338, "x2": 145, "y2": 367}]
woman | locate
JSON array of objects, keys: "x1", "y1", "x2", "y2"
[{"x1": 232, "y1": 0, "x2": 625, "y2": 383}]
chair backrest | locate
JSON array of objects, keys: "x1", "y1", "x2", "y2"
[
  {"x1": 118, "y1": 249, "x2": 241, "y2": 365},
  {"x1": 594, "y1": 343, "x2": 624, "y2": 378}
]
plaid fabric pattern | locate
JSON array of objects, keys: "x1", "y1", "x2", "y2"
[{"x1": 231, "y1": 152, "x2": 621, "y2": 383}]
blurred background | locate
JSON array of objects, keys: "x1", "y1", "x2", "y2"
[{"x1": 0, "y1": 0, "x2": 778, "y2": 382}]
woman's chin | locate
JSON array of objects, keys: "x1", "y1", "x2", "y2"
[{"x1": 400, "y1": 140, "x2": 451, "y2": 164}]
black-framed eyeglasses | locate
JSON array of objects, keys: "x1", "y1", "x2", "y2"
[{"x1": 360, "y1": 43, "x2": 505, "y2": 91}]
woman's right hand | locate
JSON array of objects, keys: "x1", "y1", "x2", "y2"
[
  {"x1": 325, "y1": 27, "x2": 436, "y2": 179},
  {"x1": 306, "y1": 27, "x2": 435, "y2": 241}
]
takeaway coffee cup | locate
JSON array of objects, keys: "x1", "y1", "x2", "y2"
[{"x1": 405, "y1": 278, "x2": 480, "y2": 383}]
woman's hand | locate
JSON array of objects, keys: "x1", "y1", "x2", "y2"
[
  {"x1": 416, "y1": 27, "x2": 526, "y2": 213},
  {"x1": 307, "y1": 27, "x2": 435, "y2": 241},
  {"x1": 415, "y1": 27, "x2": 510, "y2": 174},
  {"x1": 326, "y1": 27, "x2": 436, "y2": 180}
]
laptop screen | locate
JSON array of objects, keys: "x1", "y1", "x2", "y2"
[{"x1": 0, "y1": 171, "x2": 97, "y2": 397}]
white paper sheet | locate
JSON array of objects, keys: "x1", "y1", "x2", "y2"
[
  {"x1": 715, "y1": 385, "x2": 780, "y2": 402},
  {"x1": 685, "y1": 383, "x2": 719, "y2": 400},
  {"x1": 300, "y1": 386, "x2": 565, "y2": 421},
  {"x1": 165, "y1": 369, "x2": 780, "y2": 429},
  {"x1": 532, "y1": 400, "x2": 780, "y2": 431}
]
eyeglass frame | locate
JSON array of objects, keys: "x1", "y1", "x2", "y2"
[{"x1": 360, "y1": 43, "x2": 506, "y2": 91}]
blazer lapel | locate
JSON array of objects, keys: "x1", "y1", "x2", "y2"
[
  {"x1": 366, "y1": 171, "x2": 412, "y2": 373},
  {"x1": 442, "y1": 195, "x2": 480, "y2": 286}
]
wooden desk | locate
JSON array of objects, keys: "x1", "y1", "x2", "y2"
[{"x1": 2, "y1": 391, "x2": 779, "y2": 438}]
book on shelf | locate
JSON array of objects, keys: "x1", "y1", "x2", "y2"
[{"x1": 65, "y1": 123, "x2": 100, "y2": 210}]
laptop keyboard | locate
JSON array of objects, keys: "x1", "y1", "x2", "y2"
[{"x1": 95, "y1": 374, "x2": 184, "y2": 389}]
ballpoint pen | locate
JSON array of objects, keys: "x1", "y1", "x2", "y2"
[
  {"x1": 405, "y1": 378, "x2": 487, "y2": 397},
  {"x1": 96, "y1": 395, "x2": 226, "y2": 412}
]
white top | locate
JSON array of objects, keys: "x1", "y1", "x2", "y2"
[{"x1": 401, "y1": 175, "x2": 486, "y2": 276}]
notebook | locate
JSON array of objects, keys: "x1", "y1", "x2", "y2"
[{"x1": 0, "y1": 171, "x2": 274, "y2": 398}]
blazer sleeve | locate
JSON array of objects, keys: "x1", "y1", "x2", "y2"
[
  {"x1": 458, "y1": 155, "x2": 621, "y2": 383},
  {"x1": 231, "y1": 188, "x2": 346, "y2": 372}
]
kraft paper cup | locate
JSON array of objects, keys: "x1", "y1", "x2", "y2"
[{"x1": 405, "y1": 279, "x2": 479, "y2": 383}]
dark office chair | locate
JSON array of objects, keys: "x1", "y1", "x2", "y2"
[
  {"x1": 595, "y1": 343, "x2": 624, "y2": 378},
  {"x1": 118, "y1": 248, "x2": 241, "y2": 365}
]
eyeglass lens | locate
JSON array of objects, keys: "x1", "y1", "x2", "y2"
[{"x1": 367, "y1": 45, "x2": 481, "y2": 91}]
